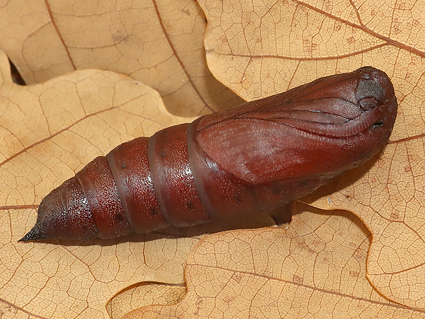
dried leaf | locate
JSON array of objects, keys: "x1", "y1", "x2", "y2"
[
  {"x1": 0, "y1": 49, "x2": 200, "y2": 318},
  {"x1": 198, "y1": 0, "x2": 425, "y2": 310},
  {"x1": 106, "y1": 283, "x2": 186, "y2": 319},
  {"x1": 0, "y1": 0, "x2": 243, "y2": 115},
  {"x1": 123, "y1": 211, "x2": 423, "y2": 318}
]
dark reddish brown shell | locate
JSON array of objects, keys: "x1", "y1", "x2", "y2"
[{"x1": 21, "y1": 67, "x2": 397, "y2": 241}]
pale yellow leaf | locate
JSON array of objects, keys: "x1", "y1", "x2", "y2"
[
  {"x1": 0, "y1": 49, "x2": 200, "y2": 318},
  {"x1": 0, "y1": 0, "x2": 243, "y2": 116},
  {"x1": 106, "y1": 283, "x2": 186, "y2": 319},
  {"x1": 123, "y1": 211, "x2": 424, "y2": 318},
  {"x1": 198, "y1": 0, "x2": 425, "y2": 310}
]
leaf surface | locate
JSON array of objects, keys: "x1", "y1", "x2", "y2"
[
  {"x1": 125, "y1": 211, "x2": 424, "y2": 318},
  {"x1": 0, "y1": 48, "x2": 202, "y2": 318},
  {"x1": 0, "y1": 0, "x2": 243, "y2": 116},
  {"x1": 198, "y1": 0, "x2": 425, "y2": 310}
]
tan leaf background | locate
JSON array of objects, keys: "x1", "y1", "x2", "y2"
[{"x1": 0, "y1": 0, "x2": 424, "y2": 318}]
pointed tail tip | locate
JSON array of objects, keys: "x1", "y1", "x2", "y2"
[{"x1": 18, "y1": 226, "x2": 47, "y2": 242}]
